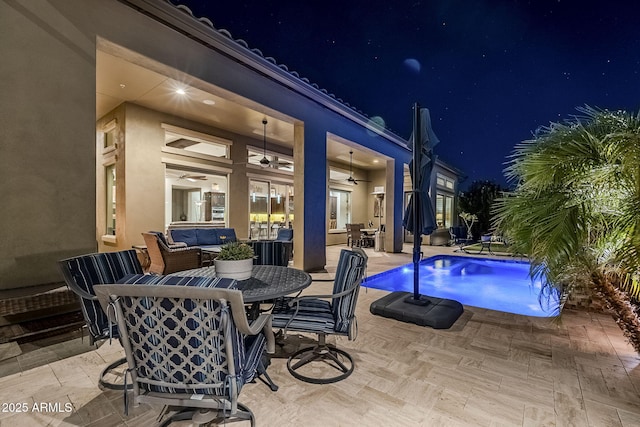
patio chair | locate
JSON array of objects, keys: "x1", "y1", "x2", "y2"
[
  {"x1": 271, "y1": 247, "x2": 368, "y2": 384},
  {"x1": 274, "y1": 227, "x2": 293, "y2": 242},
  {"x1": 142, "y1": 232, "x2": 202, "y2": 274},
  {"x1": 57, "y1": 249, "x2": 143, "y2": 390},
  {"x1": 349, "y1": 223, "x2": 374, "y2": 248},
  {"x1": 248, "y1": 240, "x2": 290, "y2": 266},
  {"x1": 94, "y1": 283, "x2": 276, "y2": 426}
]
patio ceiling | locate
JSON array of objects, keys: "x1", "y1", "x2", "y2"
[{"x1": 96, "y1": 50, "x2": 387, "y2": 170}]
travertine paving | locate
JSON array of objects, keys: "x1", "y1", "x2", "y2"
[{"x1": 0, "y1": 245, "x2": 638, "y2": 426}]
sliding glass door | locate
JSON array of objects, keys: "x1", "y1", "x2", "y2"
[{"x1": 249, "y1": 179, "x2": 293, "y2": 239}]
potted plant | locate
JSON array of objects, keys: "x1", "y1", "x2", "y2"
[{"x1": 214, "y1": 242, "x2": 255, "y2": 280}]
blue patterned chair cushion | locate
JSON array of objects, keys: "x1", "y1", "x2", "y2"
[
  {"x1": 331, "y1": 249, "x2": 366, "y2": 333},
  {"x1": 114, "y1": 274, "x2": 262, "y2": 393},
  {"x1": 58, "y1": 250, "x2": 143, "y2": 340},
  {"x1": 116, "y1": 274, "x2": 237, "y2": 289},
  {"x1": 270, "y1": 249, "x2": 365, "y2": 336},
  {"x1": 249, "y1": 241, "x2": 289, "y2": 266},
  {"x1": 116, "y1": 294, "x2": 264, "y2": 396},
  {"x1": 271, "y1": 298, "x2": 336, "y2": 334}
]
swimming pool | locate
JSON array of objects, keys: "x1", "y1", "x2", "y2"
[{"x1": 362, "y1": 255, "x2": 560, "y2": 317}]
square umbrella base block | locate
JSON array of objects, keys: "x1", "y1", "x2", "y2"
[{"x1": 370, "y1": 291, "x2": 463, "y2": 329}]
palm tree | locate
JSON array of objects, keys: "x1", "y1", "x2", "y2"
[
  {"x1": 459, "y1": 180, "x2": 507, "y2": 239},
  {"x1": 493, "y1": 106, "x2": 640, "y2": 353}
]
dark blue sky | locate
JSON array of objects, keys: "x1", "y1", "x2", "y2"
[{"x1": 176, "y1": 0, "x2": 640, "y2": 188}]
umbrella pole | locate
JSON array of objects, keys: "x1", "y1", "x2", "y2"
[{"x1": 406, "y1": 102, "x2": 428, "y2": 305}]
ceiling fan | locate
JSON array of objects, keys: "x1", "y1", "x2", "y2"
[
  {"x1": 257, "y1": 118, "x2": 293, "y2": 168},
  {"x1": 346, "y1": 150, "x2": 370, "y2": 185},
  {"x1": 177, "y1": 173, "x2": 207, "y2": 182}
]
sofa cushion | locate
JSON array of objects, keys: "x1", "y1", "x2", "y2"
[
  {"x1": 215, "y1": 228, "x2": 237, "y2": 244},
  {"x1": 170, "y1": 229, "x2": 198, "y2": 246},
  {"x1": 196, "y1": 228, "x2": 219, "y2": 245}
]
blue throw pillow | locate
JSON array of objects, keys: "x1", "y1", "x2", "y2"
[
  {"x1": 215, "y1": 228, "x2": 236, "y2": 244},
  {"x1": 196, "y1": 228, "x2": 218, "y2": 245},
  {"x1": 170, "y1": 229, "x2": 198, "y2": 246}
]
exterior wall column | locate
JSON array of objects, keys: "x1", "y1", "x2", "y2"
[
  {"x1": 386, "y1": 158, "x2": 405, "y2": 252},
  {"x1": 293, "y1": 122, "x2": 327, "y2": 272}
]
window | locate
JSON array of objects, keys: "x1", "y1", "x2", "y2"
[
  {"x1": 436, "y1": 173, "x2": 455, "y2": 190},
  {"x1": 435, "y1": 193, "x2": 454, "y2": 229},
  {"x1": 329, "y1": 189, "x2": 351, "y2": 230},
  {"x1": 162, "y1": 124, "x2": 230, "y2": 159},
  {"x1": 165, "y1": 168, "x2": 228, "y2": 224},
  {"x1": 105, "y1": 164, "x2": 116, "y2": 235},
  {"x1": 103, "y1": 119, "x2": 117, "y2": 150}
]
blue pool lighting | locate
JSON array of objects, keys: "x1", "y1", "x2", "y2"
[{"x1": 362, "y1": 255, "x2": 560, "y2": 317}]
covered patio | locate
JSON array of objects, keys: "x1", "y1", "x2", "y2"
[{"x1": 0, "y1": 245, "x2": 638, "y2": 426}]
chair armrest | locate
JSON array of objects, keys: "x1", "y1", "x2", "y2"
[
  {"x1": 286, "y1": 285, "x2": 358, "y2": 307},
  {"x1": 233, "y1": 312, "x2": 275, "y2": 354},
  {"x1": 68, "y1": 285, "x2": 99, "y2": 302},
  {"x1": 168, "y1": 242, "x2": 188, "y2": 248}
]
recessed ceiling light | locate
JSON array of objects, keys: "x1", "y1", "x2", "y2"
[
  {"x1": 373, "y1": 159, "x2": 379, "y2": 163},
  {"x1": 176, "y1": 88, "x2": 186, "y2": 95},
  {"x1": 119, "y1": 83, "x2": 126, "y2": 89},
  {"x1": 203, "y1": 99, "x2": 216, "y2": 105}
]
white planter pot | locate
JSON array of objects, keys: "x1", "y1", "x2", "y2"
[{"x1": 214, "y1": 258, "x2": 254, "y2": 280}]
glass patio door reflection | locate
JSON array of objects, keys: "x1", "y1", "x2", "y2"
[{"x1": 249, "y1": 180, "x2": 293, "y2": 239}]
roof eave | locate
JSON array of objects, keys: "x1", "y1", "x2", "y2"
[{"x1": 120, "y1": 0, "x2": 409, "y2": 150}]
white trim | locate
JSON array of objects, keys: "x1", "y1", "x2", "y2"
[
  {"x1": 102, "y1": 155, "x2": 116, "y2": 166},
  {"x1": 161, "y1": 123, "x2": 232, "y2": 146},
  {"x1": 102, "y1": 118, "x2": 117, "y2": 132},
  {"x1": 245, "y1": 164, "x2": 293, "y2": 176},
  {"x1": 161, "y1": 146, "x2": 233, "y2": 164},
  {"x1": 101, "y1": 235, "x2": 117, "y2": 244},
  {"x1": 246, "y1": 172, "x2": 294, "y2": 184},
  {"x1": 162, "y1": 157, "x2": 233, "y2": 175}
]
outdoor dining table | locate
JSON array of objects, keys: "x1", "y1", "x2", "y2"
[
  {"x1": 168, "y1": 265, "x2": 312, "y2": 303},
  {"x1": 117, "y1": 265, "x2": 311, "y2": 321}
]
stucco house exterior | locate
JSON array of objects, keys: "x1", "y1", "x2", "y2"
[{"x1": 0, "y1": 0, "x2": 463, "y2": 290}]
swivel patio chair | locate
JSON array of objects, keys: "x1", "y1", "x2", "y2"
[
  {"x1": 271, "y1": 247, "x2": 367, "y2": 384},
  {"x1": 57, "y1": 249, "x2": 143, "y2": 390},
  {"x1": 142, "y1": 232, "x2": 202, "y2": 274},
  {"x1": 94, "y1": 283, "x2": 276, "y2": 426}
]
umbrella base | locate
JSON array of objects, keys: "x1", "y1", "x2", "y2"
[
  {"x1": 404, "y1": 294, "x2": 430, "y2": 306},
  {"x1": 370, "y1": 291, "x2": 463, "y2": 329}
]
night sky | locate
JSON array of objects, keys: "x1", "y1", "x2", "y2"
[{"x1": 175, "y1": 0, "x2": 640, "y2": 188}]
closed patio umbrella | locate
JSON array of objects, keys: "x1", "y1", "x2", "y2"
[
  {"x1": 403, "y1": 103, "x2": 439, "y2": 303},
  {"x1": 370, "y1": 103, "x2": 463, "y2": 328}
]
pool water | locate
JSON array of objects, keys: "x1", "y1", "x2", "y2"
[{"x1": 362, "y1": 255, "x2": 560, "y2": 317}]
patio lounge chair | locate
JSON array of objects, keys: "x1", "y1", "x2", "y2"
[
  {"x1": 57, "y1": 249, "x2": 143, "y2": 390},
  {"x1": 271, "y1": 247, "x2": 367, "y2": 384},
  {"x1": 94, "y1": 283, "x2": 275, "y2": 426},
  {"x1": 142, "y1": 232, "x2": 202, "y2": 274}
]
